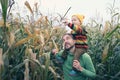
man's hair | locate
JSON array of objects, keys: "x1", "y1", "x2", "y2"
[{"x1": 62, "y1": 33, "x2": 74, "y2": 39}]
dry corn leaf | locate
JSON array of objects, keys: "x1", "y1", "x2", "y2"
[
  {"x1": 0, "y1": 19, "x2": 10, "y2": 27},
  {"x1": 34, "y1": 2, "x2": 38, "y2": 12},
  {"x1": 0, "y1": 19, "x2": 4, "y2": 27},
  {"x1": 24, "y1": 59, "x2": 29, "y2": 80},
  {"x1": 39, "y1": 32, "x2": 45, "y2": 46},
  {"x1": 8, "y1": 32, "x2": 15, "y2": 47},
  {"x1": 34, "y1": 16, "x2": 49, "y2": 26},
  {"x1": 102, "y1": 21, "x2": 110, "y2": 36},
  {"x1": 34, "y1": 16, "x2": 43, "y2": 25},
  {"x1": 28, "y1": 48, "x2": 36, "y2": 60},
  {"x1": 34, "y1": 28, "x2": 40, "y2": 35},
  {"x1": 52, "y1": 39, "x2": 59, "y2": 51},
  {"x1": 15, "y1": 35, "x2": 35, "y2": 47},
  {"x1": 24, "y1": 25, "x2": 32, "y2": 36},
  {"x1": 33, "y1": 37, "x2": 40, "y2": 46},
  {"x1": 44, "y1": 29, "x2": 50, "y2": 40},
  {"x1": 44, "y1": 29, "x2": 49, "y2": 35},
  {"x1": 31, "y1": 29, "x2": 44, "y2": 48},
  {"x1": 0, "y1": 48, "x2": 4, "y2": 66},
  {"x1": 102, "y1": 43, "x2": 109, "y2": 61},
  {"x1": 25, "y1": 1, "x2": 33, "y2": 14},
  {"x1": 45, "y1": 16, "x2": 49, "y2": 25},
  {"x1": 14, "y1": 18, "x2": 19, "y2": 24},
  {"x1": 48, "y1": 42, "x2": 53, "y2": 48}
]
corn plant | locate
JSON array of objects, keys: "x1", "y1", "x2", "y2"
[
  {"x1": 86, "y1": 1, "x2": 120, "y2": 79},
  {"x1": 0, "y1": 0, "x2": 120, "y2": 80},
  {"x1": 0, "y1": 0, "x2": 67, "y2": 80}
]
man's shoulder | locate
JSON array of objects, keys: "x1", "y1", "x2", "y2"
[{"x1": 82, "y1": 53, "x2": 91, "y2": 59}]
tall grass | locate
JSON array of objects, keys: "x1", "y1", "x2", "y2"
[
  {"x1": 86, "y1": 1, "x2": 120, "y2": 79},
  {"x1": 0, "y1": 0, "x2": 66, "y2": 80},
  {"x1": 0, "y1": 0, "x2": 8, "y2": 26}
]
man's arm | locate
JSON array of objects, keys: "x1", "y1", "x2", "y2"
[
  {"x1": 50, "y1": 49, "x2": 64, "y2": 64},
  {"x1": 73, "y1": 53, "x2": 96, "y2": 78},
  {"x1": 80, "y1": 54, "x2": 96, "y2": 78}
]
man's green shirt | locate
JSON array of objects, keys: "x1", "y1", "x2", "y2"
[{"x1": 56, "y1": 50, "x2": 96, "y2": 80}]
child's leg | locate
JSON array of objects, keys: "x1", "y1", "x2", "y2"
[
  {"x1": 74, "y1": 48, "x2": 87, "y2": 61},
  {"x1": 69, "y1": 48, "x2": 87, "y2": 76},
  {"x1": 72, "y1": 48, "x2": 86, "y2": 71}
]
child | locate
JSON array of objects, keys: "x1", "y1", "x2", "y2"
[{"x1": 63, "y1": 14, "x2": 88, "y2": 76}]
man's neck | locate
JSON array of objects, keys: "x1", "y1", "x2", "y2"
[{"x1": 69, "y1": 46, "x2": 75, "y2": 54}]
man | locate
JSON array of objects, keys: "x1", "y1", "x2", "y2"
[{"x1": 51, "y1": 33, "x2": 96, "y2": 80}]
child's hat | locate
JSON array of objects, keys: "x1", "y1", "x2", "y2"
[{"x1": 72, "y1": 14, "x2": 85, "y2": 23}]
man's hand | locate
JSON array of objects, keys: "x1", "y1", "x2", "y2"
[
  {"x1": 73, "y1": 60, "x2": 83, "y2": 71},
  {"x1": 51, "y1": 49, "x2": 58, "y2": 55}
]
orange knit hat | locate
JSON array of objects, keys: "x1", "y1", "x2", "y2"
[{"x1": 72, "y1": 14, "x2": 85, "y2": 24}]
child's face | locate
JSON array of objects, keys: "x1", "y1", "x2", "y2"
[{"x1": 71, "y1": 16, "x2": 81, "y2": 26}]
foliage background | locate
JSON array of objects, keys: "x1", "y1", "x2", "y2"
[{"x1": 0, "y1": 0, "x2": 120, "y2": 80}]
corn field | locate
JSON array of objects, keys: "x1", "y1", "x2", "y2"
[{"x1": 0, "y1": 0, "x2": 120, "y2": 80}]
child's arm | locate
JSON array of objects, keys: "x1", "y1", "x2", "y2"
[
  {"x1": 68, "y1": 23, "x2": 88, "y2": 35},
  {"x1": 63, "y1": 20, "x2": 80, "y2": 33},
  {"x1": 68, "y1": 23, "x2": 81, "y2": 33}
]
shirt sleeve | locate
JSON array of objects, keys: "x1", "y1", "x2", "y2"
[
  {"x1": 80, "y1": 54, "x2": 96, "y2": 78},
  {"x1": 68, "y1": 23, "x2": 80, "y2": 33},
  {"x1": 50, "y1": 50, "x2": 64, "y2": 67},
  {"x1": 56, "y1": 50, "x2": 64, "y2": 56}
]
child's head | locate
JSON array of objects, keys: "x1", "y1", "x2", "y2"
[{"x1": 71, "y1": 14, "x2": 85, "y2": 26}]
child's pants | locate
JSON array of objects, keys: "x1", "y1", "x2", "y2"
[{"x1": 74, "y1": 48, "x2": 87, "y2": 61}]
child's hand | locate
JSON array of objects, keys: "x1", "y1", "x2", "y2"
[{"x1": 62, "y1": 19, "x2": 69, "y2": 26}]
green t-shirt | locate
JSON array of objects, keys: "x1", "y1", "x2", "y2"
[{"x1": 57, "y1": 50, "x2": 96, "y2": 80}]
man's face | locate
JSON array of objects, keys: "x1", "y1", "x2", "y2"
[{"x1": 62, "y1": 34, "x2": 75, "y2": 50}]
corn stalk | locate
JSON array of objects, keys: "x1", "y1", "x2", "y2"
[{"x1": 0, "y1": 48, "x2": 4, "y2": 80}]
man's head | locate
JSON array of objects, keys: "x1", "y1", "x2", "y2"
[
  {"x1": 62, "y1": 33, "x2": 75, "y2": 51},
  {"x1": 72, "y1": 14, "x2": 85, "y2": 26}
]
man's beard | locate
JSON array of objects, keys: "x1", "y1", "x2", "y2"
[{"x1": 64, "y1": 44, "x2": 74, "y2": 51}]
